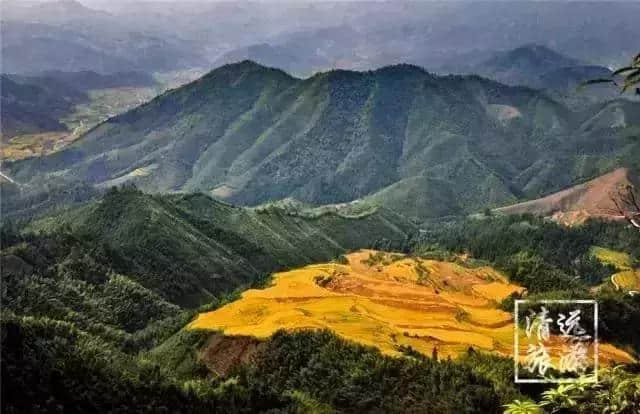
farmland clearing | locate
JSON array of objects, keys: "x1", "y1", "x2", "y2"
[{"x1": 190, "y1": 250, "x2": 634, "y2": 365}]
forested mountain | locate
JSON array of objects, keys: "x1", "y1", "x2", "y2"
[
  {"x1": 444, "y1": 44, "x2": 623, "y2": 106},
  {"x1": 472, "y1": 45, "x2": 583, "y2": 87},
  {"x1": 4, "y1": 61, "x2": 640, "y2": 220}
]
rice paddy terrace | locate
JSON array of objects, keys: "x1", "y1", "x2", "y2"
[
  {"x1": 190, "y1": 250, "x2": 634, "y2": 365},
  {"x1": 591, "y1": 246, "x2": 640, "y2": 293}
]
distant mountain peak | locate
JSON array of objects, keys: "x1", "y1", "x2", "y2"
[
  {"x1": 200, "y1": 59, "x2": 296, "y2": 83},
  {"x1": 513, "y1": 44, "x2": 563, "y2": 55},
  {"x1": 474, "y1": 44, "x2": 585, "y2": 87},
  {"x1": 374, "y1": 63, "x2": 429, "y2": 75},
  {"x1": 33, "y1": 0, "x2": 106, "y2": 17},
  {"x1": 486, "y1": 44, "x2": 582, "y2": 68}
]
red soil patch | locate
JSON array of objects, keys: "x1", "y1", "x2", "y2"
[{"x1": 496, "y1": 168, "x2": 638, "y2": 226}]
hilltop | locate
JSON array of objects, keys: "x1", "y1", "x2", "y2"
[
  {"x1": 473, "y1": 44, "x2": 582, "y2": 87},
  {"x1": 467, "y1": 45, "x2": 620, "y2": 104},
  {"x1": 5, "y1": 60, "x2": 640, "y2": 220}
]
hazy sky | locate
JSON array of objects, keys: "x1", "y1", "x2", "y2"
[{"x1": 18, "y1": 0, "x2": 630, "y2": 4}]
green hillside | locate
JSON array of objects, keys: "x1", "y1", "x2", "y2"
[
  {"x1": 6, "y1": 186, "x2": 414, "y2": 308},
  {"x1": 0, "y1": 185, "x2": 423, "y2": 412},
  {"x1": 4, "y1": 61, "x2": 640, "y2": 220}
]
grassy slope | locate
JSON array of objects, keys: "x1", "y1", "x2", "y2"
[{"x1": 6, "y1": 61, "x2": 640, "y2": 220}]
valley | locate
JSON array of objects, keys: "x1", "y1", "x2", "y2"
[{"x1": 1, "y1": 70, "x2": 205, "y2": 161}]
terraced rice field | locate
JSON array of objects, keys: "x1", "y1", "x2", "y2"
[
  {"x1": 591, "y1": 246, "x2": 640, "y2": 291},
  {"x1": 190, "y1": 250, "x2": 634, "y2": 364}
]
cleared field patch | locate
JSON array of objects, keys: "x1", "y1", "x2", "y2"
[
  {"x1": 591, "y1": 246, "x2": 640, "y2": 292},
  {"x1": 1, "y1": 131, "x2": 74, "y2": 160},
  {"x1": 487, "y1": 104, "x2": 522, "y2": 122},
  {"x1": 591, "y1": 246, "x2": 634, "y2": 270},
  {"x1": 62, "y1": 87, "x2": 157, "y2": 135},
  {"x1": 612, "y1": 270, "x2": 640, "y2": 291}
]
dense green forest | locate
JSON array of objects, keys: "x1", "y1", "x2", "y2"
[{"x1": 0, "y1": 316, "x2": 518, "y2": 413}]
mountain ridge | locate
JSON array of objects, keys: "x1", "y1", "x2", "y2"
[{"x1": 4, "y1": 60, "x2": 640, "y2": 220}]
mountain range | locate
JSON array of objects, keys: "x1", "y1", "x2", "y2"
[
  {"x1": 4, "y1": 1, "x2": 640, "y2": 76},
  {"x1": 4, "y1": 3, "x2": 640, "y2": 413},
  {"x1": 1, "y1": 0, "x2": 206, "y2": 74},
  {"x1": 4, "y1": 60, "x2": 640, "y2": 221},
  {"x1": 208, "y1": 2, "x2": 640, "y2": 76}
]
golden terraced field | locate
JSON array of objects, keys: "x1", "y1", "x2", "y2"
[
  {"x1": 591, "y1": 246, "x2": 640, "y2": 292},
  {"x1": 190, "y1": 250, "x2": 634, "y2": 364}
]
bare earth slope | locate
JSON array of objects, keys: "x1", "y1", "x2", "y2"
[{"x1": 495, "y1": 168, "x2": 640, "y2": 225}]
